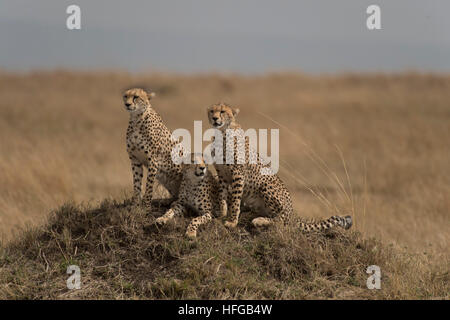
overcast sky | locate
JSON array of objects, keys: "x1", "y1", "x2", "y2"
[{"x1": 1, "y1": 0, "x2": 449, "y2": 73}]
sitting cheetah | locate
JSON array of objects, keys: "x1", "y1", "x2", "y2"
[
  {"x1": 155, "y1": 153, "x2": 227, "y2": 238},
  {"x1": 207, "y1": 102, "x2": 353, "y2": 232},
  {"x1": 123, "y1": 88, "x2": 183, "y2": 211}
]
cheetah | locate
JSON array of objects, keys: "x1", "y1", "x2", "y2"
[
  {"x1": 123, "y1": 88, "x2": 183, "y2": 211},
  {"x1": 155, "y1": 153, "x2": 227, "y2": 239},
  {"x1": 207, "y1": 102, "x2": 353, "y2": 232}
]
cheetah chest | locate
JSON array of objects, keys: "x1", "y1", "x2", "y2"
[{"x1": 127, "y1": 129, "x2": 149, "y2": 164}]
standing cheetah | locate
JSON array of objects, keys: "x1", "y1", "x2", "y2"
[
  {"x1": 123, "y1": 88, "x2": 183, "y2": 211},
  {"x1": 207, "y1": 102, "x2": 352, "y2": 232},
  {"x1": 155, "y1": 153, "x2": 227, "y2": 238}
]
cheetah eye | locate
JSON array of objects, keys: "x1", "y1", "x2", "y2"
[
  {"x1": 133, "y1": 95, "x2": 139, "y2": 100},
  {"x1": 220, "y1": 111, "x2": 225, "y2": 114}
]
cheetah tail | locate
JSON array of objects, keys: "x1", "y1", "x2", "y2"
[{"x1": 298, "y1": 215, "x2": 352, "y2": 232}]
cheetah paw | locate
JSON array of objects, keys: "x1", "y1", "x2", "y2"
[
  {"x1": 219, "y1": 200, "x2": 228, "y2": 217},
  {"x1": 224, "y1": 220, "x2": 238, "y2": 228},
  {"x1": 155, "y1": 216, "x2": 168, "y2": 225},
  {"x1": 185, "y1": 229, "x2": 197, "y2": 239},
  {"x1": 252, "y1": 217, "x2": 271, "y2": 228}
]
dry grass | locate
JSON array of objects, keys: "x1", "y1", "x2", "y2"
[
  {"x1": 0, "y1": 71, "x2": 448, "y2": 299},
  {"x1": 0, "y1": 199, "x2": 447, "y2": 299}
]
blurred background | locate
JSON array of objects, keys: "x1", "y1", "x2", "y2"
[
  {"x1": 0, "y1": 1, "x2": 448, "y2": 263},
  {"x1": 1, "y1": 0, "x2": 450, "y2": 73}
]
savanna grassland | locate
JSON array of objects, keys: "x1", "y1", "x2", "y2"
[{"x1": 0, "y1": 71, "x2": 448, "y2": 299}]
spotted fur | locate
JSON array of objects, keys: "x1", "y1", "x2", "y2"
[
  {"x1": 207, "y1": 102, "x2": 352, "y2": 231},
  {"x1": 155, "y1": 154, "x2": 227, "y2": 238},
  {"x1": 123, "y1": 88, "x2": 183, "y2": 211}
]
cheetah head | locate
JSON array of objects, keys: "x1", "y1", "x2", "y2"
[
  {"x1": 207, "y1": 102, "x2": 240, "y2": 131},
  {"x1": 183, "y1": 153, "x2": 208, "y2": 181},
  {"x1": 122, "y1": 88, "x2": 155, "y2": 113}
]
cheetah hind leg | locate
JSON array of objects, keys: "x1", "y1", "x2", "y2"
[{"x1": 251, "y1": 194, "x2": 282, "y2": 228}]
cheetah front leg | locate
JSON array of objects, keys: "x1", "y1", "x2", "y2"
[
  {"x1": 130, "y1": 158, "x2": 143, "y2": 204},
  {"x1": 224, "y1": 168, "x2": 244, "y2": 228},
  {"x1": 155, "y1": 200, "x2": 186, "y2": 225},
  {"x1": 217, "y1": 177, "x2": 228, "y2": 218},
  {"x1": 214, "y1": 165, "x2": 228, "y2": 218},
  {"x1": 143, "y1": 161, "x2": 158, "y2": 212},
  {"x1": 186, "y1": 212, "x2": 212, "y2": 239}
]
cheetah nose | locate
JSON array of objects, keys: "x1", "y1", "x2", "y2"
[
  {"x1": 125, "y1": 103, "x2": 131, "y2": 107},
  {"x1": 212, "y1": 116, "x2": 219, "y2": 121}
]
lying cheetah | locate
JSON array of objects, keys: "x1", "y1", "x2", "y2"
[
  {"x1": 123, "y1": 88, "x2": 183, "y2": 211},
  {"x1": 155, "y1": 154, "x2": 227, "y2": 238},
  {"x1": 207, "y1": 102, "x2": 352, "y2": 231}
]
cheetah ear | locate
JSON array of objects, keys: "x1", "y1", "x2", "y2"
[
  {"x1": 147, "y1": 92, "x2": 156, "y2": 100},
  {"x1": 232, "y1": 108, "x2": 240, "y2": 117}
]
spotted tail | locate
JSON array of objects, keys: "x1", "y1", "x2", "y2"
[{"x1": 298, "y1": 215, "x2": 352, "y2": 232}]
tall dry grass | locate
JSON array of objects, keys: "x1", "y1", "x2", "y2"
[{"x1": 0, "y1": 70, "x2": 448, "y2": 262}]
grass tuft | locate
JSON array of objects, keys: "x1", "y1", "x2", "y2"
[{"x1": 0, "y1": 199, "x2": 447, "y2": 299}]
